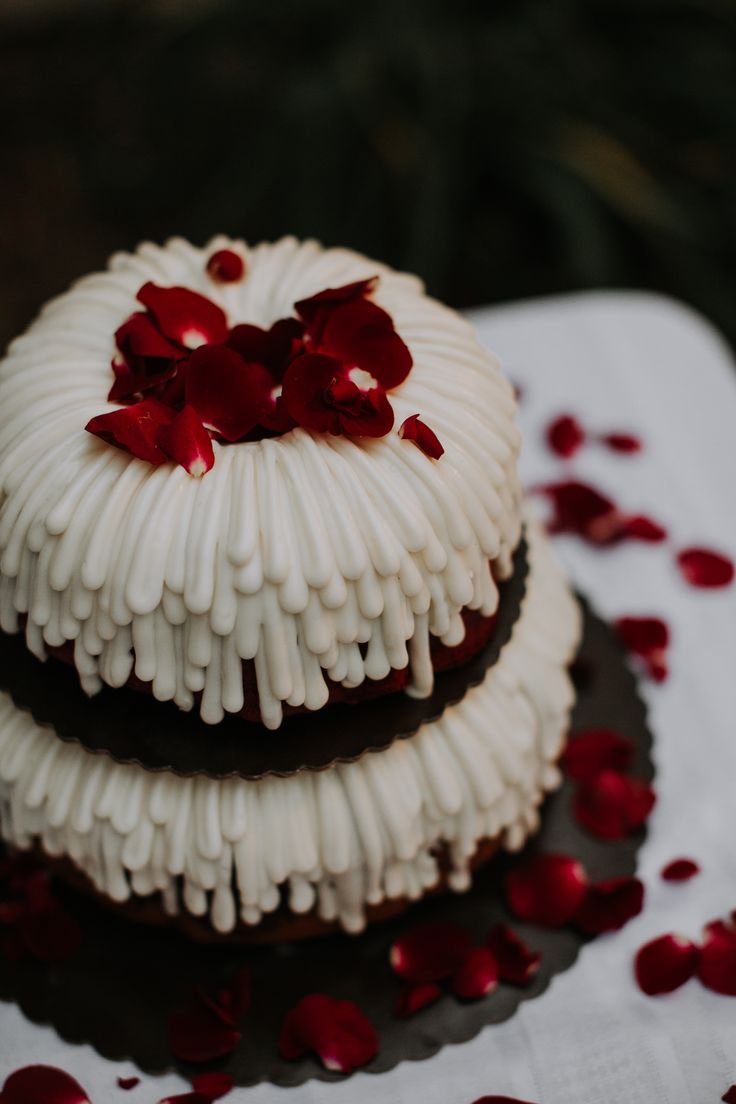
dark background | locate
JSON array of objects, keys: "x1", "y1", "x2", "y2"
[{"x1": 1, "y1": 0, "x2": 734, "y2": 351}]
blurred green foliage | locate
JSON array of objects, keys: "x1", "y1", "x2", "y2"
[{"x1": 0, "y1": 0, "x2": 734, "y2": 348}]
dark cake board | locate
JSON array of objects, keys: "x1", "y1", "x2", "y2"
[{"x1": 0, "y1": 597, "x2": 654, "y2": 1086}]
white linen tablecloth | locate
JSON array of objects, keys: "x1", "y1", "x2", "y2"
[{"x1": 1, "y1": 290, "x2": 735, "y2": 1103}]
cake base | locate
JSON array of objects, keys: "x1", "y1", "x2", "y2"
[{"x1": 0, "y1": 598, "x2": 653, "y2": 1086}]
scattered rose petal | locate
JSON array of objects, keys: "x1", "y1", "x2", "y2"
[
  {"x1": 216, "y1": 965, "x2": 251, "y2": 1019},
  {"x1": 390, "y1": 922, "x2": 473, "y2": 983},
  {"x1": 722, "y1": 1085, "x2": 736, "y2": 1103},
  {"x1": 158, "y1": 1095, "x2": 210, "y2": 1104},
  {"x1": 206, "y1": 249, "x2": 245, "y2": 283},
  {"x1": 167, "y1": 991, "x2": 241, "y2": 1063},
  {"x1": 278, "y1": 993, "x2": 378, "y2": 1073},
  {"x1": 635, "y1": 933, "x2": 699, "y2": 995},
  {"x1": 185, "y1": 344, "x2": 273, "y2": 442},
  {"x1": 614, "y1": 616, "x2": 670, "y2": 682},
  {"x1": 676, "y1": 547, "x2": 734, "y2": 589},
  {"x1": 546, "y1": 414, "x2": 585, "y2": 458},
  {"x1": 137, "y1": 283, "x2": 229, "y2": 350},
  {"x1": 535, "y1": 480, "x2": 666, "y2": 546},
  {"x1": 1, "y1": 1065, "x2": 90, "y2": 1103},
  {"x1": 505, "y1": 854, "x2": 588, "y2": 927},
  {"x1": 451, "y1": 946, "x2": 499, "y2": 1000},
  {"x1": 117, "y1": 1076, "x2": 140, "y2": 1090},
  {"x1": 394, "y1": 982, "x2": 442, "y2": 1018},
  {"x1": 600, "y1": 432, "x2": 642, "y2": 453},
  {"x1": 561, "y1": 728, "x2": 635, "y2": 781},
  {"x1": 282, "y1": 352, "x2": 394, "y2": 437},
  {"x1": 157, "y1": 405, "x2": 215, "y2": 477},
  {"x1": 86, "y1": 399, "x2": 176, "y2": 465},
  {"x1": 191, "y1": 1071, "x2": 234, "y2": 1100},
  {"x1": 574, "y1": 877, "x2": 645, "y2": 934},
  {"x1": 698, "y1": 918, "x2": 736, "y2": 996},
  {"x1": 573, "y1": 770, "x2": 655, "y2": 840},
  {"x1": 485, "y1": 924, "x2": 540, "y2": 985},
  {"x1": 661, "y1": 858, "x2": 700, "y2": 882},
  {"x1": 622, "y1": 515, "x2": 668, "y2": 542},
  {"x1": 472, "y1": 1097, "x2": 538, "y2": 1103},
  {"x1": 399, "y1": 414, "x2": 444, "y2": 459}
]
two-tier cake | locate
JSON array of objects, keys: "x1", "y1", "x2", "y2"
[{"x1": 0, "y1": 236, "x2": 580, "y2": 938}]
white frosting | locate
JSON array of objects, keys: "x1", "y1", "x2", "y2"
[
  {"x1": 0, "y1": 236, "x2": 522, "y2": 728},
  {"x1": 0, "y1": 516, "x2": 580, "y2": 934}
]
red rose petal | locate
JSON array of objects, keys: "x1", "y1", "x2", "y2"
[
  {"x1": 505, "y1": 854, "x2": 588, "y2": 927},
  {"x1": 218, "y1": 965, "x2": 251, "y2": 1019},
  {"x1": 622, "y1": 515, "x2": 668, "y2": 542},
  {"x1": 111, "y1": 313, "x2": 182, "y2": 401},
  {"x1": 117, "y1": 1076, "x2": 140, "y2": 1090},
  {"x1": 661, "y1": 858, "x2": 700, "y2": 882},
  {"x1": 614, "y1": 616, "x2": 670, "y2": 683},
  {"x1": 137, "y1": 283, "x2": 229, "y2": 350},
  {"x1": 157, "y1": 405, "x2": 214, "y2": 478},
  {"x1": 294, "y1": 277, "x2": 379, "y2": 325},
  {"x1": 206, "y1": 249, "x2": 245, "y2": 284},
  {"x1": 158, "y1": 1095, "x2": 210, "y2": 1104},
  {"x1": 546, "y1": 414, "x2": 585, "y2": 458},
  {"x1": 278, "y1": 993, "x2": 378, "y2": 1074},
  {"x1": 677, "y1": 547, "x2": 734, "y2": 589},
  {"x1": 185, "y1": 345, "x2": 273, "y2": 442},
  {"x1": 472, "y1": 1098, "x2": 538, "y2": 1104},
  {"x1": 573, "y1": 770, "x2": 655, "y2": 840},
  {"x1": 318, "y1": 298, "x2": 412, "y2": 391},
  {"x1": 723, "y1": 1085, "x2": 736, "y2": 1103},
  {"x1": 282, "y1": 353, "x2": 394, "y2": 438},
  {"x1": 535, "y1": 480, "x2": 666, "y2": 546},
  {"x1": 635, "y1": 933, "x2": 698, "y2": 995},
  {"x1": 561, "y1": 728, "x2": 635, "y2": 782},
  {"x1": 451, "y1": 946, "x2": 499, "y2": 1000},
  {"x1": 115, "y1": 311, "x2": 183, "y2": 362},
  {"x1": 394, "y1": 982, "x2": 442, "y2": 1018},
  {"x1": 390, "y1": 922, "x2": 473, "y2": 983},
  {"x1": 698, "y1": 917, "x2": 736, "y2": 996},
  {"x1": 86, "y1": 399, "x2": 176, "y2": 464},
  {"x1": 600, "y1": 432, "x2": 642, "y2": 453},
  {"x1": 191, "y1": 1071, "x2": 234, "y2": 1100},
  {"x1": 574, "y1": 876, "x2": 645, "y2": 934},
  {"x1": 167, "y1": 992, "x2": 241, "y2": 1063},
  {"x1": 1, "y1": 1065, "x2": 90, "y2": 1103},
  {"x1": 485, "y1": 924, "x2": 540, "y2": 985},
  {"x1": 399, "y1": 414, "x2": 444, "y2": 459}
]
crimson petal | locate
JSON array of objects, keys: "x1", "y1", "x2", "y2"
[
  {"x1": 561, "y1": 728, "x2": 635, "y2": 781},
  {"x1": 157, "y1": 405, "x2": 214, "y2": 478},
  {"x1": 115, "y1": 311, "x2": 182, "y2": 361},
  {"x1": 505, "y1": 854, "x2": 588, "y2": 927},
  {"x1": 573, "y1": 770, "x2": 655, "y2": 840},
  {"x1": 472, "y1": 1098, "x2": 539, "y2": 1104},
  {"x1": 451, "y1": 946, "x2": 499, "y2": 1000},
  {"x1": 86, "y1": 399, "x2": 175, "y2": 464},
  {"x1": 546, "y1": 414, "x2": 585, "y2": 458},
  {"x1": 282, "y1": 353, "x2": 394, "y2": 438},
  {"x1": 635, "y1": 933, "x2": 698, "y2": 995},
  {"x1": 319, "y1": 298, "x2": 412, "y2": 390},
  {"x1": 601, "y1": 431, "x2": 642, "y2": 453},
  {"x1": 117, "y1": 1076, "x2": 140, "y2": 1090},
  {"x1": 485, "y1": 924, "x2": 540, "y2": 985},
  {"x1": 191, "y1": 1071, "x2": 234, "y2": 1100},
  {"x1": 614, "y1": 616, "x2": 670, "y2": 683},
  {"x1": 677, "y1": 547, "x2": 734, "y2": 589},
  {"x1": 399, "y1": 414, "x2": 444, "y2": 459},
  {"x1": 137, "y1": 283, "x2": 229, "y2": 349},
  {"x1": 206, "y1": 249, "x2": 245, "y2": 284},
  {"x1": 158, "y1": 1095, "x2": 210, "y2": 1104},
  {"x1": 723, "y1": 1086, "x2": 736, "y2": 1103},
  {"x1": 574, "y1": 877, "x2": 645, "y2": 934},
  {"x1": 661, "y1": 858, "x2": 700, "y2": 882},
  {"x1": 278, "y1": 993, "x2": 378, "y2": 1074},
  {"x1": 167, "y1": 993, "x2": 241, "y2": 1063},
  {"x1": 186, "y1": 345, "x2": 273, "y2": 442},
  {"x1": 622, "y1": 515, "x2": 668, "y2": 542},
  {"x1": 390, "y1": 921, "x2": 473, "y2": 983},
  {"x1": 294, "y1": 277, "x2": 379, "y2": 324},
  {"x1": 1, "y1": 1065, "x2": 90, "y2": 1103},
  {"x1": 394, "y1": 982, "x2": 442, "y2": 1018},
  {"x1": 698, "y1": 918, "x2": 736, "y2": 996}
]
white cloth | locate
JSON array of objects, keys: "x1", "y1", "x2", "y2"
[{"x1": 1, "y1": 291, "x2": 735, "y2": 1103}]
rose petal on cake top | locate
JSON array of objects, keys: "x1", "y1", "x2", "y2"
[
  {"x1": 635, "y1": 933, "x2": 699, "y2": 995},
  {"x1": 0, "y1": 1065, "x2": 91, "y2": 1103},
  {"x1": 614, "y1": 616, "x2": 670, "y2": 682},
  {"x1": 697, "y1": 917, "x2": 736, "y2": 996},
  {"x1": 390, "y1": 922, "x2": 473, "y2": 983},
  {"x1": 282, "y1": 353, "x2": 395, "y2": 438},
  {"x1": 394, "y1": 982, "x2": 442, "y2": 1018},
  {"x1": 561, "y1": 728, "x2": 635, "y2": 781},
  {"x1": 206, "y1": 249, "x2": 245, "y2": 284},
  {"x1": 546, "y1": 414, "x2": 585, "y2": 458},
  {"x1": 600, "y1": 432, "x2": 642, "y2": 453},
  {"x1": 190, "y1": 1071, "x2": 234, "y2": 1100},
  {"x1": 294, "y1": 276, "x2": 379, "y2": 325},
  {"x1": 485, "y1": 924, "x2": 541, "y2": 985},
  {"x1": 117, "y1": 1076, "x2": 141, "y2": 1090},
  {"x1": 505, "y1": 854, "x2": 588, "y2": 927},
  {"x1": 157, "y1": 405, "x2": 215, "y2": 478},
  {"x1": 399, "y1": 414, "x2": 444, "y2": 459},
  {"x1": 86, "y1": 399, "x2": 176, "y2": 464},
  {"x1": 573, "y1": 770, "x2": 655, "y2": 840},
  {"x1": 185, "y1": 345, "x2": 274, "y2": 442},
  {"x1": 573, "y1": 877, "x2": 645, "y2": 935},
  {"x1": 451, "y1": 946, "x2": 499, "y2": 1000},
  {"x1": 111, "y1": 313, "x2": 183, "y2": 402},
  {"x1": 676, "y1": 547, "x2": 734, "y2": 589},
  {"x1": 137, "y1": 283, "x2": 229, "y2": 349},
  {"x1": 167, "y1": 991, "x2": 241, "y2": 1063},
  {"x1": 278, "y1": 994, "x2": 378, "y2": 1074},
  {"x1": 661, "y1": 858, "x2": 700, "y2": 882},
  {"x1": 318, "y1": 298, "x2": 413, "y2": 391}
]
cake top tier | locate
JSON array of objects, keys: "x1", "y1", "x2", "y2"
[{"x1": 0, "y1": 236, "x2": 522, "y2": 729}]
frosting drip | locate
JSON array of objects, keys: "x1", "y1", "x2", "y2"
[
  {"x1": 0, "y1": 515, "x2": 580, "y2": 933},
  {"x1": 0, "y1": 236, "x2": 522, "y2": 728}
]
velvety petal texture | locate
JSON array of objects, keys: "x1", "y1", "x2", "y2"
[
  {"x1": 278, "y1": 994, "x2": 378, "y2": 1073},
  {"x1": 505, "y1": 854, "x2": 588, "y2": 927},
  {"x1": 0, "y1": 1066, "x2": 90, "y2": 1104}
]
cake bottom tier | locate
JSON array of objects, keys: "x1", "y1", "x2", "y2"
[{"x1": 0, "y1": 515, "x2": 581, "y2": 937}]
